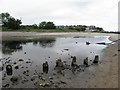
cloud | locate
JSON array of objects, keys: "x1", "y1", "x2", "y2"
[{"x1": 0, "y1": 0, "x2": 118, "y2": 31}]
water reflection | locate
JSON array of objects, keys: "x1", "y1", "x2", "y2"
[
  {"x1": 2, "y1": 38, "x2": 56, "y2": 54},
  {"x1": 35, "y1": 38, "x2": 56, "y2": 48},
  {"x1": 2, "y1": 41, "x2": 23, "y2": 54}
]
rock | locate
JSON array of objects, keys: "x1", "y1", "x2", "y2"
[
  {"x1": 113, "y1": 54, "x2": 117, "y2": 56},
  {"x1": 60, "y1": 80, "x2": 67, "y2": 84},
  {"x1": 6, "y1": 65, "x2": 13, "y2": 75},
  {"x1": 54, "y1": 84, "x2": 59, "y2": 87},
  {"x1": 49, "y1": 77, "x2": 53, "y2": 79},
  {"x1": 86, "y1": 42, "x2": 90, "y2": 45},
  {"x1": 24, "y1": 52, "x2": 26, "y2": 54},
  {"x1": 26, "y1": 61, "x2": 31, "y2": 63},
  {"x1": 13, "y1": 62, "x2": 17, "y2": 64},
  {"x1": 71, "y1": 56, "x2": 77, "y2": 66},
  {"x1": 10, "y1": 76, "x2": 18, "y2": 83},
  {"x1": 41, "y1": 77, "x2": 46, "y2": 81},
  {"x1": 71, "y1": 56, "x2": 73, "y2": 58},
  {"x1": 43, "y1": 61, "x2": 49, "y2": 74},
  {"x1": 96, "y1": 42, "x2": 106, "y2": 45},
  {"x1": 84, "y1": 57, "x2": 89, "y2": 66},
  {"x1": 40, "y1": 83, "x2": 50, "y2": 87},
  {"x1": 64, "y1": 49, "x2": 69, "y2": 51},
  {"x1": 3, "y1": 84, "x2": 9, "y2": 88},
  {"x1": 93, "y1": 55, "x2": 99, "y2": 64},
  {"x1": 15, "y1": 66, "x2": 19, "y2": 69},
  {"x1": 18, "y1": 59, "x2": 24, "y2": 61},
  {"x1": 56, "y1": 59, "x2": 63, "y2": 67},
  {"x1": 63, "y1": 61, "x2": 66, "y2": 63}
]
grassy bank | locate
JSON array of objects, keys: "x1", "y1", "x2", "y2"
[{"x1": 2, "y1": 28, "x2": 80, "y2": 32}]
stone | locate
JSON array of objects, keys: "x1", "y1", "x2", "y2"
[
  {"x1": 18, "y1": 59, "x2": 24, "y2": 61},
  {"x1": 3, "y1": 84, "x2": 9, "y2": 88},
  {"x1": 96, "y1": 42, "x2": 106, "y2": 45},
  {"x1": 93, "y1": 55, "x2": 99, "y2": 63},
  {"x1": 86, "y1": 42, "x2": 90, "y2": 45},
  {"x1": 26, "y1": 61, "x2": 31, "y2": 63},
  {"x1": 64, "y1": 49, "x2": 69, "y2": 51},
  {"x1": 60, "y1": 80, "x2": 67, "y2": 84},
  {"x1": 71, "y1": 56, "x2": 77, "y2": 66},
  {"x1": 40, "y1": 83, "x2": 50, "y2": 87},
  {"x1": 15, "y1": 66, "x2": 19, "y2": 69},
  {"x1": 10, "y1": 76, "x2": 18, "y2": 83}
]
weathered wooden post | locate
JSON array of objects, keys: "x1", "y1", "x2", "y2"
[
  {"x1": 56, "y1": 59, "x2": 63, "y2": 67},
  {"x1": 6, "y1": 65, "x2": 13, "y2": 75},
  {"x1": 71, "y1": 56, "x2": 77, "y2": 66},
  {"x1": 93, "y1": 55, "x2": 99, "y2": 64},
  {"x1": 43, "y1": 61, "x2": 49, "y2": 74},
  {"x1": 83, "y1": 57, "x2": 89, "y2": 66}
]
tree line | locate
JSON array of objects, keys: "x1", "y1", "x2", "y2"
[{"x1": 0, "y1": 12, "x2": 104, "y2": 32}]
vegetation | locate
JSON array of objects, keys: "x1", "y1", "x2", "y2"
[
  {"x1": 0, "y1": 12, "x2": 105, "y2": 32},
  {"x1": 0, "y1": 13, "x2": 22, "y2": 30},
  {"x1": 39, "y1": 21, "x2": 56, "y2": 29}
]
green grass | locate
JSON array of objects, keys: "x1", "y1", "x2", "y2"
[{"x1": 2, "y1": 28, "x2": 80, "y2": 32}]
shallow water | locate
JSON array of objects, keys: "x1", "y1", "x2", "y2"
[{"x1": 0, "y1": 35, "x2": 112, "y2": 88}]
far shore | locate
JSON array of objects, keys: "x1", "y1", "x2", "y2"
[{"x1": 0, "y1": 32, "x2": 119, "y2": 41}]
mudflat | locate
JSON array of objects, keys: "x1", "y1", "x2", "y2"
[{"x1": 1, "y1": 32, "x2": 119, "y2": 88}]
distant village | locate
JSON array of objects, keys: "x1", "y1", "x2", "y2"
[{"x1": 56, "y1": 25, "x2": 104, "y2": 32}]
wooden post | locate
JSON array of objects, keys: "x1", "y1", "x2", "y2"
[
  {"x1": 84, "y1": 57, "x2": 89, "y2": 66},
  {"x1": 71, "y1": 56, "x2": 77, "y2": 66},
  {"x1": 93, "y1": 55, "x2": 99, "y2": 64},
  {"x1": 6, "y1": 65, "x2": 13, "y2": 75}
]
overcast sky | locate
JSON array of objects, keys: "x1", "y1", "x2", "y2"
[{"x1": 0, "y1": 0, "x2": 118, "y2": 31}]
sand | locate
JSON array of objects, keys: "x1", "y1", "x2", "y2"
[{"x1": 0, "y1": 32, "x2": 119, "y2": 88}]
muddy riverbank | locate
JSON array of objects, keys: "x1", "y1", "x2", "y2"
[{"x1": 0, "y1": 32, "x2": 119, "y2": 88}]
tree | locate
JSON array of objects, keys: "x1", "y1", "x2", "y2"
[
  {"x1": 39, "y1": 21, "x2": 47, "y2": 29},
  {"x1": 0, "y1": 12, "x2": 22, "y2": 29},
  {"x1": 32, "y1": 24, "x2": 38, "y2": 29},
  {"x1": 45, "y1": 22, "x2": 56, "y2": 29},
  {"x1": 0, "y1": 13, "x2": 10, "y2": 27},
  {"x1": 7, "y1": 17, "x2": 22, "y2": 29},
  {"x1": 39, "y1": 21, "x2": 56, "y2": 29},
  {"x1": 96, "y1": 27, "x2": 104, "y2": 32}
]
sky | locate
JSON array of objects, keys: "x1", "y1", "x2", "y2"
[{"x1": 0, "y1": 0, "x2": 119, "y2": 31}]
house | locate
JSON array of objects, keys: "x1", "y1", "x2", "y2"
[{"x1": 85, "y1": 25, "x2": 97, "y2": 32}]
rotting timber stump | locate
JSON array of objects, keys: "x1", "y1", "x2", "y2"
[{"x1": 93, "y1": 55, "x2": 99, "y2": 64}]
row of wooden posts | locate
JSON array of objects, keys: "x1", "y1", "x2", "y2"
[{"x1": 6, "y1": 55, "x2": 99, "y2": 75}]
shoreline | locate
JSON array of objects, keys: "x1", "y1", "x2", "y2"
[{"x1": 1, "y1": 32, "x2": 119, "y2": 41}]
